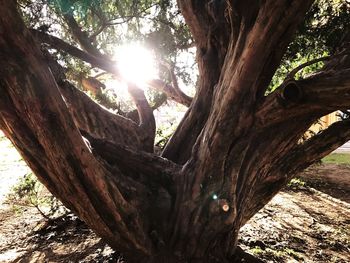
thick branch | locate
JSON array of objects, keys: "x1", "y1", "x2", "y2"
[
  {"x1": 147, "y1": 79, "x2": 192, "y2": 107},
  {"x1": 256, "y1": 68, "x2": 350, "y2": 129},
  {"x1": 165, "y1": 63, "x2": 193, "y2": 106},
  {"x1": 82, "y1": 131, "x2": 180, "y2": 192},
  {"x1": 40, "y1": 49, "x2": 145, "y2": 148},
  {"x1": 30, "y1": 29, "x2": 119, "y2": 74},
  {"x1": 126, "y1": 93, "x2": 167, "y2": 123},
  {"x1": 128, "y1": 83, "x2": 156, "y2": 152},
  {"x1": 238, "y1": 48, "x2": 349, "y2": 223},
  {"x1": 176, "y1": 1, "x2": 210, "y2": 46},
  {"x1": 41, "y1": 47, "x2": 156, "y2": 151},
  {"x1": 257, "y1": 37, "x2": 350, "y2": 128},
  {"x1": 242, "y1": 118, "x2": 350, "y2": 225},
  {"x1": 284, "y1": 120, "x2": 350, "y2": 174},
  {"x1": 58, "y1": 80, "x2": 143, "y2": 148},
  {"x1": 62, "y1": 13, "x2": 102, "y2": 57},
  {"x1": 160, "y1": 0, "x2": 240, "y2": 164}
]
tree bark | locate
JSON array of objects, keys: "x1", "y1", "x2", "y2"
[{"x1": 1, "y1": 0, "x2": 350, "y2": 262}]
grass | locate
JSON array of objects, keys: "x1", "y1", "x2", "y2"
[
  {"x1": 249, "y1": 246, "x2": 303, "y2": 261},
  {"x1": 286, "y1": 177, "x2": 308, "y2": 191},
  {"x1": 322, "y1": 153, "x2": 350, "y2": 165}
]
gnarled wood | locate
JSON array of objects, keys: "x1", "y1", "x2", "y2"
[{"x1": 1, "y1": 0, "x2": 350, "y2": 262}]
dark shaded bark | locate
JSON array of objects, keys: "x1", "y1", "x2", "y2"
[{"x1": 1, "y1": 0, "x2": 350, "y2": 262}]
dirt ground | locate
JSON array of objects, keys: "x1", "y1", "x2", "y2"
[
  {"x1": 0, "y1": 134, "x2": 349, "y2": 262},
  {"x1": 240, "y1": 166, "x2": 350, "y2": 263}
]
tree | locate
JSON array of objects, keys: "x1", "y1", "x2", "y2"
[{"x1": 0, "y1": 0, "x2": 349, "y2": 262}]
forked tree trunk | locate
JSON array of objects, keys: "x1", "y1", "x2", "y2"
[{"x1": 1, "y1": 1, "x2": 350, "y2": 262}]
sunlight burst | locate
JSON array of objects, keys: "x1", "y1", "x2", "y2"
[{"x1": 115, "y1": 44, "x2": 157, "y2": 88}]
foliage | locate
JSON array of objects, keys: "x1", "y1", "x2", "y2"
[
  {"x1": 249, "y1": 246, "x2": 303, "y2": 261},
  {"x1": 155, "y1": 102, "x2": 186, "y2": 149},
  {"x1": 286, "y1": 178, "x2": 308, "y2": 190},
  {"x1": 155, "y1": 127, "x2": 172, "y2": 150},
  {"x1": 289, "y1": 0, "x2": 349, "y2": 57},
  {"x1": 7, "y1": 172, "x2": 67, "y2": 219},
  {"x1": 94, "y1": 88, "x2": 124, "y2": 113},
  {"x1": 19, "y1": 0, "x2": 194, "y2": 107},
  {"x1": 322, "y1": 153, "x2": 350, "y2": 165},
  {"x1": 270, "y1": 0, "x2": 350, "y2": 91},
  {"x1": 19, "y1": 0, "x2": 349, "y2": 107}
]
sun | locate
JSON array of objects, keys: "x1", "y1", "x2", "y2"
[{"x1": 115, "y1": 44, "x2": 157, "y2": 88}]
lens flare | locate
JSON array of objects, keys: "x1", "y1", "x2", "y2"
[{"x1": 115, "y1": 44, "x2": 157, "y2": 88}]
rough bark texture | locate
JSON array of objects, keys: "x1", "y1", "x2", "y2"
[{"x1": 1, "y1": 0, "x2": 350, "y2": 262}]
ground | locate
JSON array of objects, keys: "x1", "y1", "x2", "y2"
[{"x1": 0, "y1": 134, "x2": 349, "y2": 263}]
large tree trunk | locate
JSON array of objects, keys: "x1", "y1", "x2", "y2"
[{"x1": 1, "y1": 0, "x2": 350, "y2": 262}]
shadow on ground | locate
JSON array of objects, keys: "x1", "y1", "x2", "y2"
[{"x1": 0, "y1": 163, "x2": 349, "y2": 263}]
